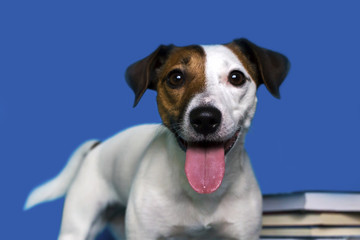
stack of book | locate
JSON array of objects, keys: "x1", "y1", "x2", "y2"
[{"x1": 261, "y1": 191, "x2": 360, "y2": 240}]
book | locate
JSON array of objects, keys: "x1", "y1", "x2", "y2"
[
  {"x1": 260, "y1": 238, "x2": 360, "y2": 240},
  {"x1": 262, "y1": 212, "x2": 360, "y2": 227},
  {"x1": 260, "y1": 226, "x2": 360, "y2": 237},
  {"x1": 263, "y1": 191, "x2": 360, "y2": 213}
]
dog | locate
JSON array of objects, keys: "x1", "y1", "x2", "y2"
[{"x1": 25, "y1": 38, "x2": 290, "y2": 240}]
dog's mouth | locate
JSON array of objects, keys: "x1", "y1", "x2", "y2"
[
  {"x1": 175, "y1": 129, "x2": 241, "y2": 154},
  {"x1": 174, "y1": 129, "x2": 241, "y2": 194}
]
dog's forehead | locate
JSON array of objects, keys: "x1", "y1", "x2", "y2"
[
  {"x1": 163, "y1": 45, "x2": 205, "y2": 69},
  {"x1": 201, "y1": 44, "x2": 251, "y2": 81},
  {"x1": 202, "y1": 45, "x2": 243, "y2": 67},
  {"x1": 164, "y1": 44, "x2": 252, "y2": 82}
]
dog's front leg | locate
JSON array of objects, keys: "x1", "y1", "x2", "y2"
[
  {"x1": 57, "y1": 156, "x2": 118, "y2": 240},
  {"x1": 125, "y1": 198, "x2": 162, "y2": 240}
]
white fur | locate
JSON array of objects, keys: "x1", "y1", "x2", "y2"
[{"x1": 25, "y1": 45, "x2": 263, "y2": 240}]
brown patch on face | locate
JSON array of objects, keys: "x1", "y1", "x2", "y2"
[
  {"x1": 156, "y1": 45, "x2": 206, "y2": 128},
  {"x1": 225, "y1": 42, "x2": 260, "y2": 86}
]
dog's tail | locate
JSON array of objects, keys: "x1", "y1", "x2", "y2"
[{"x1": 24, "y1": 140, "x2": 100, "y2": 210}]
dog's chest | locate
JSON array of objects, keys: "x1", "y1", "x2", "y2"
[
  {"x1": 155, "y1": 193, "x2": 237, "y2": 240},
  {"x1": 163, "y1": 223, "x2": 230, "y2": 240}
]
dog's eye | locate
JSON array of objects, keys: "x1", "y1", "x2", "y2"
[
  {"x1": 166, "y1": 70, "x2": 185, "y2": 89},
  {"x1": 228, "y1": 70, "x2": 246, "y2": 86}
]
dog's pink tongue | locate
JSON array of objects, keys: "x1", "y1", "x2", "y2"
[{"x1": 185, "y1": 144, "x2": 225, "y2": 194}]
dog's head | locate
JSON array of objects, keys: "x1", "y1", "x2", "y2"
[{"x1": 126, "y1": 38, "x2": 290, "y2": 194}]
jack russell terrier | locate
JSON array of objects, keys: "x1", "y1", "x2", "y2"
[{"x1": 25, "y1": 38, "x2": 290, "y2": 240}]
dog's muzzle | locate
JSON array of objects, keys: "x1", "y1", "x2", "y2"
[{"x1": 174, "y1": 106, "x2": 241, "y2": 194}]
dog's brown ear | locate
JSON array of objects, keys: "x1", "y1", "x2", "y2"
[
  {"x1": 233, "y1": 38, "x2": 290, "y2": 98},
  {"x1": 125, "y1": 44, "x2": 175, "y2": 107}
]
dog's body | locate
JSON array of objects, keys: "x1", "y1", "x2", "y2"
[{"x1": 25, "y1": 39, "x2": 290, "y2": 240}]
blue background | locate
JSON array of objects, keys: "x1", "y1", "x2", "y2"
[{"x1": 1, "y1": 0, "x2": 359, "y2": 239}]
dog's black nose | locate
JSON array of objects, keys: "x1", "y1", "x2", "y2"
[{"x1": 190, "y1": 106, "x2": 222, "y2": 136}]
